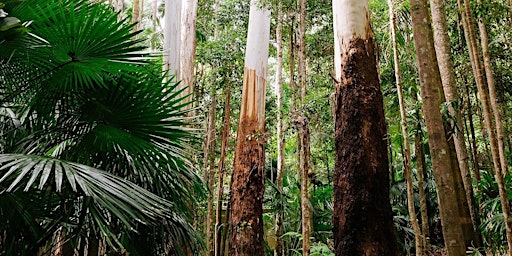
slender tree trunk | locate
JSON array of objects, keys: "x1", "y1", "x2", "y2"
[
  {"x1": 464, "y1": 79, "x2": 481, "y2": 182},
  {"x1": 163, "y1": 0, "x2": 182, "y2": 80},
  {"x1": 274, "y1": 3, "x2": 285, "y2": 256},
  {"x1": 387, "y1": 1, "x2": 423, "y2": 254},
  {"x1": 461, "y1": 0, "x2": 512, "y2": 251},
  {"x1": 409, "y1": 0, "x2": 467, "y2": 254},
  {"x1": 475, "y1": 0, "x2": 512, "y2": 250},
  {"x1": 180, "y1": 0, "x2": 198, "y2": 101},
  {"x1": 475, "y1": 0, "x2": 508, "y2": 177},
  {"x1": 206, "y1": 95, "x2": 217, "y2": 256},
  {"x1": 215, "y1": 86, "x2": 231, "y2": 256},
  {"x1": 131, "y1": 0, "x2": 141, "y2": 32},
  {"x1": 429, "y1": 0, "x2": 481, "y2": 248},
  {"x1": 332, "y1": 1, "x2": 398, "y2": 255},
  {"x1": 228, "y1": 1, "x2": 270, "y2": 254},
  {"x1": 297, "y1": 0, "x2": 311, "y2": 254},
  {"x1": 415, "y1": 120, "x2": 430, "y2": 250}
]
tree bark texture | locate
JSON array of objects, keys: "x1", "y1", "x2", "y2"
[
  {"x1": 180, "y1": 0, "x2": 198, "y2": 101},
  {"x1": 206, "y1": 95, "x2": 217, "y2": 256},
  {"x1": 429, "y1": 0, "x2": 480, "y2": 247},
  {"x1": 475, "y1": 0, "x2": 512, "y2": 250},
  {"x1": 387, "y1": 0, "x2": 423, "y2": 254},
  {"x1": 228, "y1": 1, "x2": 270, "y2": 255},
  {"x1": 274, "y1": 3, "x2": 285, "y2": 256},
  {"x1": 131, "y1": 0, "x2": 141, "y2": 32},
  {"x1": 409, "y1": 0, "x2": 467, "y2": 254},
  {"x1": 460, "y1": 0, "x2": 512, "y2": 251},
  {"x1": 215, "y1": 87, "x2": 231, "y2": 256},
  {"x1": 332, "y1": 1, "x2": 398, "y2": 255}
]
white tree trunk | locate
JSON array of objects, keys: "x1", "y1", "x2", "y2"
[
  {"x1": 240, "y1": 0, "x2": 270, "y2": 130},
  {"x1": 180, "y1": 0, "x2": 198, "y2": 99},
  {"x1": 163, "y1": 0, "x2": 182, "y2": 80}
]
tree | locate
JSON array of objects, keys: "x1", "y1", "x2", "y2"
[
  {"x1": 228, "y1": 0, "x2": 270, "y2": 254},
  {"x1": 332, "y1": 0, "x2": 398, "y2": 255},
  {"x1": 163, "y1": 0, "x2": 182, "y2": 79},
  {"x1": 387, "y1": 0, "x2": 423, "y2": 253},
  {"x1": 409, "y1": 0, "x2": 467, "y2": 254}
]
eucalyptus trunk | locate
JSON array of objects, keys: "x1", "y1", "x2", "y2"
[
  {"x1": 180, "y1": 0, "x2": 198, "y2": 101},
  {"x1": 274, "y1": 3, "x2": 285, "y2": 256},
  {"x1": 475, "y1": 0, "x2": 512, "y2": 249},
  {"x1": 409, "y1": 0, "x2": 467, "y2": 254},
  {"x1": 215, "y1": 86, "x2": 231, "y2": 256},
  {"x1": 387, "y1": 0, "x2": 423, "y2": 254},
  {"x1": 429, "y1": 0, "x2": 481, "y2": 247},
  {"x1": 206, "y1": 95, "x2": 217, "y2": 256},
  {"x1": 163, "y1": 0, "x2": 182, "y2": 79},
  {"x1": 332, "y1": 1, "x2": 398, "y2": 254},
  {"x1": 228, "y1": 1, "x2": 270, "y2": 254},
  {"x1": 460, "y1": 0, "x2": 512, "y2": 251},
  {"x1": 298, "y1": 0, "x2": 311, "y2": 254}
]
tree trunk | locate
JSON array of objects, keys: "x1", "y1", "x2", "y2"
[
  {"x1": 332, "y1": 1, "x2": 398, "y2": 255},
  {"x1": 131, "y1": 0, "x2": 141, "y2": 32},
  {"x1": 429, "y1": 0, "x2": 481, "y2": 248},
  {"x1": 274, "y1": 3, "x2": 285, "y2": 256},
  {"x1": 460, "y1": 0, "x2": 512, "y2": 251},
  {"x1": 180, "y1": 0, "x2": 198, "y2": 101},
  {"x1": 475, "y1": 0, "x2": 512, "y2": 249},
  {"x1": 387, "y1": 1, "x2": 423, "y2": 254},
  {"x1": 163, "y1": 0, "x2": 182, "y2": 80},
  {"x1": 228, "y1": 1, "x2": 270, "y2": 254},
  {"x1": 415, "y1": 121, "x2": 430, "y2": 250},
  {"x1": 409, "y1": 0, "x2": 467, "y2": 254},
  {"x1": 206, "y1": 95, "x2": 217, "y2": 256},
  {"x1": 297, "y1": 0, "x2": 311, "y2": 254},
  {"x1": 215, "y1": 86, "x2": 231, "y2": 256}
]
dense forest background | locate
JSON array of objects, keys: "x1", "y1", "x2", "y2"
[{"x1": 1, "y1": 0, "x2": 512, "y2": 255}]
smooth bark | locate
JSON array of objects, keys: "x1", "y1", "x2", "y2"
[
  {"x1": 409, "y1": 0, "x2": 467, "y2": 254},
  {"x1": 180, "y1": 0, "x2": 198, "y2": 100},
  {"x1": 163, "y1": 0, "x2": 182, "y2": 79},
  {"x1": 332, "y1": 1, "x2": 398, "y2": 255},
  {"x1": 274, "y1": 3, "x2": 285, "y2": 256},
  {"x1": 387, "y1": 0, "x2": 423, "y2": 254},
  {"x1": 429, "y1": 0, "x2": 481, "y2": 247}
]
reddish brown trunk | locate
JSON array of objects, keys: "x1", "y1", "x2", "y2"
[
  {"x1": 333, "y1": 37, "x2": 398, "y2": 256},
  {"x1": 228, "y1": 118, "x2": 266, "y2": 255},
  {"x1": 215, "y1": 86, "x2": 231, "y2": 256}
]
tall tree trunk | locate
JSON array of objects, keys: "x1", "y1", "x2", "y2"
[
  {"x1": 215, "y1": 86, "x2": 231, "y2": 256},
  {"x1": 228, "y1": 1, "x2": 270, "y2": 254},
  {"x1": 464, "y1": 78, "x2": 481, "y2": 182},
  {"x1": 297, "y1": 0, "x2": 311, "y2": 255},
  {"x1": 332, "y1": 1, "x2": 398, "y2": 255},
  {"x1": 163, "y1": 0, "x2": 182, "y2": 79},
  {"x1": 180, "y1": 0, "x2": 198, "y2": 101},
  {"x1": 409, "y1": 0, "x2": 467, "y2": 254},
  {"x1": 475, "y1": 0, "x2": 512, "y2": 249},
  {"x1": 274, "y1": 3, "x2": 285, "y2": 256},
  {"x1": 387, "y1": 1, "x2": 423, "y2": 254},
  {"x1": 429, "y1": 0, "x2": 481, "y2": 248},
  {"x1": 206, "y1": 95, "x2": 217, "y2": 256},
  {"x1": 461, "y1": 0, "x2": 512, "y2": 251},
  {"x1": 475, "y1": 0, "x2": 509, "y2": 177}
]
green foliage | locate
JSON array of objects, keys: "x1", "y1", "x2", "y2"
[{"x1": 0, "y1": 0, "x2": 203, "y2": 255}]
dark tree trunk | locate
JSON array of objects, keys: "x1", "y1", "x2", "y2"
[{"x1": 333, "y1": 36, "x2": 398, "y2": 256}]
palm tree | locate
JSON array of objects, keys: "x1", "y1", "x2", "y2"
[{"x1": 0, "y1": 0, "x2": 203, "y2": 255}]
